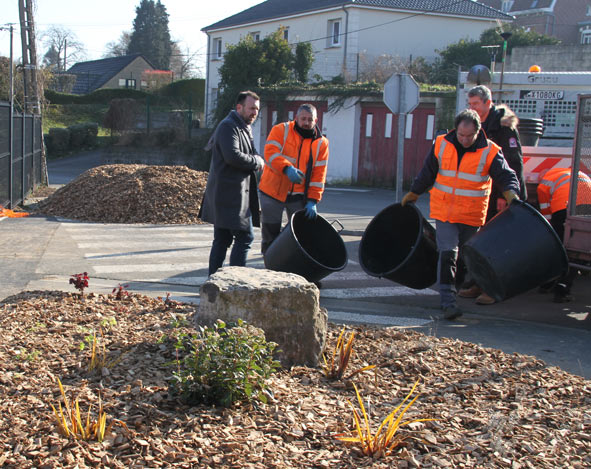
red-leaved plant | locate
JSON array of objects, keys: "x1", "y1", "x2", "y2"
[
  {"x1": 69, "y1": 272, "x2": 89, "y2": 296},
  {"x1": 112, "y1": 283, "x2": 129, "y2": 301}
]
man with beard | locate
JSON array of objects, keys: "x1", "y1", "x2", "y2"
[
  {"x1": 200, "y1": 91, "x2": 265, "y2": 275},
  {"x1": 258, "y1": 103, "x2": 330, "y2": 255}
]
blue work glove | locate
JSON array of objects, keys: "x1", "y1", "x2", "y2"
[
  {"x1": 284, "y1": 165, "x2": 304, "y2": 184},
  {"x1": 304, "y1": 200, "x2": 317, "y2": 219}
]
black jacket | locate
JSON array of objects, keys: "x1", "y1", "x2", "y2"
[
  {"x1": 482, "y1": 104, "x2": 527, "y2": 204},
  {"x1": 199, "y1": 111, "x2": 263, "y2": 230}
]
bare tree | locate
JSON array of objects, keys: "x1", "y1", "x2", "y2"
[
  {"x1": 41, "y1": 25, "x2": 86, "y2": 71},
  {"x1": 103, "y1": 31, "x2": 132, "y2": 58},
  {"x1": 169, "y1": 41, "x2": 202, "y2": 79},
  {"x1": 358, "y1": 52, "x2": 408, "y2": 83}
]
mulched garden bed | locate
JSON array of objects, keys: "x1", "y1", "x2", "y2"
[{"x1": 1, "y1": 290, "x2": 589, "y2": 468}]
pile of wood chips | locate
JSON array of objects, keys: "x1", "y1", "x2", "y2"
[
  {"x1": 36, "y1": 165, "x2": 208, "y2": 224},
  {"x1": 1, "y1": 290, "x2": 589, "y2": 468}
]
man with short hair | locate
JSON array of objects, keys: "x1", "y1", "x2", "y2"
[
  {"x1": 199, "y1": 90, "x2": 265, "y2": 275},
  {"x1": 401, "y1": 109, "x2": 519, "y2": 319},
  {"x1": 258, "y1": 103, "x2": 330, "y2": 254},
  {"x1": 459, "y1": 85, "x2": 527, "y2": 304}
]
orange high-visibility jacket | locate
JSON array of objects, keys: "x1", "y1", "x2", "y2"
[
  {"x1": 429, "y1": 134, "x2": 500, "y2": 227},
  {"x1": 260, "y1": 121, "x2": 329, "y2": 202},
  {"x1": 537, "y1": 168, "x2": 591, "y2": 219}
]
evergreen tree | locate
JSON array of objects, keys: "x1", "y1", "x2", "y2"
[
  {"x1": 294, "y1": 42, "x2": 314, "y2": 83},
  {"x1": 432, "y1": 25, "x2": 561, "y2": 84},
  {"x1": 219, "y1": 29, "x2": 293, "y2": 90},
  {"x1": 127, "y1": 0, "x2": 172, "y2": 70}
]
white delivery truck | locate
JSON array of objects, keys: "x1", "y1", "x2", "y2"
[{"x1": 456, "y1": 70, "x2": 591, "y2": 205}]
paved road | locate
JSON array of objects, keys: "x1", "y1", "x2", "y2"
[{"x1": 0, "y1": 153, "x2": 589, "y2": 378}]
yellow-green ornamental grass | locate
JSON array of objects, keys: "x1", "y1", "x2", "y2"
[
  {"x1": 323, "y1": 327, "x2": 376, "y2": 380},
  {"x1": 50, "y1": 378, "x2": 127, "y2": 443},
  {"x1": 336, "y1": 380, "x2": 436, "y2": 458}
]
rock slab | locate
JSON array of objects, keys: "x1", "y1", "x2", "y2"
[{"x1": 196, "y1": 267, "x2": 327, "y2": 368}]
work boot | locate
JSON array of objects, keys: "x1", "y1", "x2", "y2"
[
  {"x1": 458, "y1": 285, "x2": 482, "y2": 298},
  {"x1": 475, "y1": 292, "x2": 495, "y2": 305},
  {"x1": 442, "y1": 306, "x2": 462, "y2": 320}
]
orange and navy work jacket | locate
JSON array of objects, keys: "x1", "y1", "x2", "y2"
[
  {"x1": 429, "y1": 134, "x2": 500, "y2": 227},
  {"x1": 260, "y1": 121, "x2": 329, "y2": 202},
  {"x1": 537, "y1": 168, "x2": 591, "y2": 219}
]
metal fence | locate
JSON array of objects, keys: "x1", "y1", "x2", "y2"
[
  {"x1": 570, "y1": 94, "x2": 591, "y2": 218},
  {"x1": 0, "y1": 101, "x2": 44, "y2": 209}
]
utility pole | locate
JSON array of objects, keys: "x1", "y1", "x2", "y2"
[
  {"x1": 18, "y1": 0, "x2": 48, "y2": 184},
  {"x1": 0, "y1": 24, "x2": 15, "y2": 207}
]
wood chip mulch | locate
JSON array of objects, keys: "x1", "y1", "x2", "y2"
[
  {"x1": 35, "y1": 165, "x2": 208, "y2": 224},
  {"x1": 1, "y1": 290, "x2": 589, "y2": 468}
]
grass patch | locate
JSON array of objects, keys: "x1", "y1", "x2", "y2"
[{"x1": 44, "y1": 104, "x2": 110, "y2": 136}]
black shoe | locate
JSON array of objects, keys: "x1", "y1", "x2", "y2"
[
  {"x1": 553, "y1": 293, "x2": 572, "y2": 303},
  {"x1": 442, "y1": 306, "x2": 462, "y2": 320}
]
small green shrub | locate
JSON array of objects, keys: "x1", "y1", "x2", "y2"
[
  {"x1": 48, "y1": 127, "x2": 70, "y2": 152},
  {"x1": 169, "y1": 319, "x2": 281, "y2": 407},
  {"x1": 69, "y1": 122, "x2": 98, "y2": 149}
]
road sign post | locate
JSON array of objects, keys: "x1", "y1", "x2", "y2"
[{"x1": 383, "y1": 74, "x2": 419, "y2": 201}]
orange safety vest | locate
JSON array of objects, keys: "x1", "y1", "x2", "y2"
[
  {"x1": 537, "y1": 168, "x2": 591, "y2": 219},
  {"x1": 259, "y1": 121, "x2": 329, "y2": 202},
  {"x1": 429, "y1": 134, "x2": 499, "y2": 227}
]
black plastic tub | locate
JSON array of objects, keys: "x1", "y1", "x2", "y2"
[
  {"x1": 264, "y1": 211, "x2": 348, "y2": 283},
  {"x1": 359, "y1": 203, "x2": 438, "y2": 289},
  {"x1": 462, "y1": 200, "x2": 568, "y2": 302}
]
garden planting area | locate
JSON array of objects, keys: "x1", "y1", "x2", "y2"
[
  {"x1": 2, "y1": 164, "x2": 589, "y2": 467},
  {"x1": 0, "y1": 290, "x2": 589, "y2": 468}
]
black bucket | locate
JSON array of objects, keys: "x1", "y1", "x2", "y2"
[
  {"x1": 462, "y1": 200, "x2": 568, "y2": 302},
  {"x1": 517, "y1": 118, "x2": 544, "y2": 147},
  {"x1": 264, "y1": 211, "x2": 348, "y2": 283},
  {"x1": 359, "y1": 203, "x2": 438, "y2": 289}
]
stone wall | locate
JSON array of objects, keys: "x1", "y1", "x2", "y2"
[{"x1": 508, "y1": 45, "x2": 591, "y2": 72}]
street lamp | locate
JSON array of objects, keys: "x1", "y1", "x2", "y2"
[{"x1": 498, "y1": 31, "x2": 512, "y2": 103}]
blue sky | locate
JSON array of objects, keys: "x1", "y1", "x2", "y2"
[{"x1": 0, "y1": 0, "x2": 262, "y2": 71}]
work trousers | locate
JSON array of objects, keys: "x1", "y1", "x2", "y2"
[
  {"x1": 208, "y1": 222, "x2": 254, "y2": 276},
  {"x1": 259, "y1": 191, "x2": 305, "y2": 254},
  {"x1": 435, "y1": 220, "x2": 479, "y2": 309}
]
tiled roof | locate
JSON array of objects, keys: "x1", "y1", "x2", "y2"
[
  {"x1": 510, "y1": 0, "x2": 553, "y2": 11},
  {"x1": 67, "y1": 54, "x2": 154, "y2": 95},
  {"x1": 203, "y1": 0, "x2": 512, "y2": 31},
  {"x1": 477, "y1": 0, "x2": 554, "y2": 13}
]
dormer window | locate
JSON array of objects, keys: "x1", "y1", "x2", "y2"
[{"x1": 501, "y1": 0, "x2": 513, "y2": 12}]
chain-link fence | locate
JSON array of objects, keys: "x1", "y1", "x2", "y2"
[{"x1": 0, "y1": 101, "x2": 43, "y2": 209}]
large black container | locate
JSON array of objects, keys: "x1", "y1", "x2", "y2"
[
  {"x1": 462, "y1": 200, "x2": 568, "y2": 302},
  {"x1": 264, "y1": 211, "x2": 348, "y2": 283},
  {"x1": 359, "y1": 203, "x2": 438, "y2": 289},
  {"x1": 517, "y1": 117, "x2": 544, "y2": 147}
]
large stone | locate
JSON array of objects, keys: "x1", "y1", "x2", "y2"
[{"x1": 196, "y1": 267, "x2": 327, "y2": 368}]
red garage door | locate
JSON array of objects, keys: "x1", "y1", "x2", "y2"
[{"x1": 358, "y1": 103, "x2": 436, "y2": 186}]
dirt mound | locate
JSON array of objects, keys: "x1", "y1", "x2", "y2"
[{"x1": 36, "y1": 164, "x2": 208, "y2": 224}]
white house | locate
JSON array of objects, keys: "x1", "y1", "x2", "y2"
[{"x1": 201, "y1": 0, "x2": 512, "y2": 121}]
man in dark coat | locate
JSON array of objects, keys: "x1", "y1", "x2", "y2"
[
  {"x1": 199, "y1": 91, "x2": 265, "y2": 275},
  {"x1": 468, "y1": 85, "x2": 527, "y2": 220}
]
